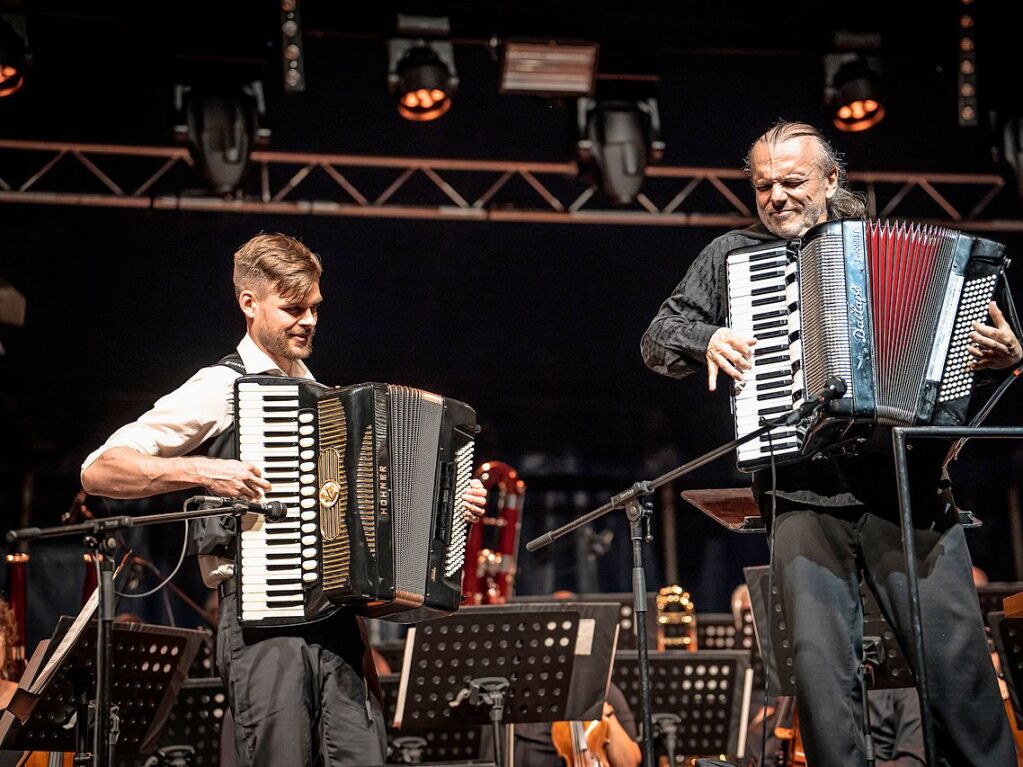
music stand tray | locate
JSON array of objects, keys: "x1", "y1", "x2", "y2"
[
  {"x1": 744, "y1": 565, "x2": 914, "y2": 696},
  {"x1": 682, "y1": 488, "x2": 980, "y2": 534},
  {"x1": 612, "y1": 649, "x2": 753, "y2": 757},
  {"x1": 0, "y1": 616, "x2": 204, "y2": 756},
  {"x1": 680, "y1": 488, "x2": 764, "y2": 534},
  {"x1": 393, "y1": 602, "x2": 621, "y2": 731}
]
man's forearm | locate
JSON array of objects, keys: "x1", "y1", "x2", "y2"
[
  {"x1": 81, "y1": 447, "x2": 203, "y2": 499},
  {"x1": 604, "y1": 714, "x2": 641, "y2": 767}
]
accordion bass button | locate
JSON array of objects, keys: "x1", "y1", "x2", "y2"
[
  {"x1": 298, "y1": 412, "x2": 314, "y2": 423},
  {"x1": 302, "y1": 560, "x2": 317, "y2": 570},
  {"x1": 303, "y1": 572, "x2": 318, "y2": 583}
]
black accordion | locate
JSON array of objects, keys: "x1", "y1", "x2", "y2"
[
  {"x1": 726, "y1": 218, "x2": 1008, "y2": 471},
  {"x1": 233, "y1": 376, "x2": 478, "y2": 626}
]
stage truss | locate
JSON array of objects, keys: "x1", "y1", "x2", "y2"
[{"x1": 0, "y1": 139, "x2": 1018, "y2": 230}]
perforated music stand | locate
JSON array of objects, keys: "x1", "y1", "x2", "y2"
[
  {"x1": 392, "y1": 603, "x2": 620, "y2": 767},
  {"x1": 612, "y1": 649, "x2": 753, "y2": 759},
  {"x1": 115, "y1": 677, "x2": 229, "y2": 767},
  {"x1": 0, "y1": 616, "x2": 203, "y2": 757},
  {"x1": 379, "y1": 674, "x2": 485, "y2": 764},
  {"x1": 744, "y1": 565, "x2": 914, "y2": 697},
  {"x1": 509, "y1": 592, "x2": 657, "y2": 652},
  {"x1": 696, "y1": 612, "x2": 765, "y2": 693}
]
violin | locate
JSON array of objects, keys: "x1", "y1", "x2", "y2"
[
  {"x1": 773, "y1": 697, "x2": 806, "y2": 766},
  {"x1": 552, "y1": 718, "x2": 611, "y2": 767}
]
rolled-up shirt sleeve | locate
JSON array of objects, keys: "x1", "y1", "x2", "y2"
[
  {"x1": 640, "y1": 235, "x2": 741, "y2": 380},
  {"x1": 80, "y1": 365, "x2": 238, "y2": 475}
]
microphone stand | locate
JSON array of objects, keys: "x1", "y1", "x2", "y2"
[
  {"x1": 526, "y1": 386, "x2": 842, "y2": 767},
  {"x1": 5, "y1": 496, "x2": 244, "y2": 767}
]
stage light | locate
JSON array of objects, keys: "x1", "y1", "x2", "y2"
[
  {"x1": 175, "y1": 82, "x2": 266, "y2": 195},
  {"x1": 577, "y1": 98, "x2": 664, "y2": 205},
  {"x1": 387, "y1": 16, "x2": 457, "y2": 122},
  {"x1": 826, "y1": 53, "x2": 885, "y2": 133},
  {"x1": 388, "y1": 41, "x2": 457, "y2": 122},
  {"x1": 0, "y1": 16, "x2": 28, "y2": 98},
  {"x1": 499, "y1": 40, "x2": 599, "y2": 97}
]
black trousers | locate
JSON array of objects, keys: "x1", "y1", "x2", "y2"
[
  {"x1": 216, "y1": 592, "x2": 388, "y2": 767},
  {"x1": 772, "y1": 505, "x2": 1015, "y2": 767}
]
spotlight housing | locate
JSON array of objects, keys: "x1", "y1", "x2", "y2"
[
  {"x1": 0, "y1": 15, "x2": 28, "y2": 98},
  {"x1": 388, "y1": 40, "x2": 457, "y2": 122},
  {"x1": 577, "y1": 98, "x2": 664, "y2": 206},
  {"x1": 826, "y1": 53, "x2": 885, "y2": 133},
  {"x1": 175, "y1": 82, "x2": 266, "y2": 195}
]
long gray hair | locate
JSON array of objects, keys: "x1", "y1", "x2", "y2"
[{"x1": 744, "y1": 121, "x2": 866, "y2": 220}]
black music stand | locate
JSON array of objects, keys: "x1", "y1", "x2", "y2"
[
  {"x1": 115, "y1": 678, "x2": 228, "y2": 767},
  {"x1": 392, "y1": 603, "x2": 620, "y2": 767},
  {"x1": 378, "y1": 674, "x2": 486, "y2": 764},
  {"x1": 744, "y1": 565, "x2": 914, "y2": 697},
  {"x1": 613, "y1": 650, "x2": 753, "y2": 764},
  {"x1": 0, "y1": 616, "x2": 203, "y2": 759},
  {"x1": 509, "y1": 592, "x2": 658, "y2": 652}
]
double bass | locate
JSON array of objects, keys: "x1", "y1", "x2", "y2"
[{"x1": 461, "y1": 461, "x2": 525, "y2": 605}]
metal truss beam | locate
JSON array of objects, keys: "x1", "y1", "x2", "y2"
[{"x1": 0, "y1": 138, "x2": 1019, "y2": 230}]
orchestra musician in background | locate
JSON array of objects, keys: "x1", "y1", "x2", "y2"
[
  {"x1": 642, "y1": 121, "x2": 1022, "y2": 766},
  {"x1": 80, "y1": 233, "x2": 488, "y2": 767}
]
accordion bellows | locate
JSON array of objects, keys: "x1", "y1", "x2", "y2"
[{"x1": 726, "y1": 218, "x2": 1007, "y2": 471}]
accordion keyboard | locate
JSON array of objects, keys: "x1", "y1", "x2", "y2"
[
  {"x1": 236, "y1": 380, "x2": 321, "y2": 624},
  {"x1": 727, "y1": 243, "x2": 802, "y2": 469}
]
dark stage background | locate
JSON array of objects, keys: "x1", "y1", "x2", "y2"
[{"x1": 1, "y1": 1, "x2": 1022, "y2": 645}]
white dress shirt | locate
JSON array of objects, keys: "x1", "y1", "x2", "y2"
[
  {"x1": 81, "y1": 333, "x2": 314, "y2": 586},
  {"x1": 82, "y1": 334, "x2": 314, "y2": 472}
]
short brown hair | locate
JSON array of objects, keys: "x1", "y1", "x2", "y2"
[{"x1": 233, "y1": 233, "x2": 322, "y2": 301}]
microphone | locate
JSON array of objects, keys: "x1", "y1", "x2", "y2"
[
  {"x1": 816, "y1": 376, "x2": 847, "y2": 403},
  {"x1": 784, "y1": 376, "x2": 847, "y2": 425},
  {"x1": 191, "y1": 496, "x2": 289, "y2": 522}
]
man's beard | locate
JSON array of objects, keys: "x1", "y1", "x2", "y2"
[
  {"x1": 761, "y1": 197, "x2": 828, "y2": 239},
  {"x1": 257, "y1": 325, "x2": 314, "y2": 361}
]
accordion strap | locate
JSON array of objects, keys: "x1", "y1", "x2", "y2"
[{"x1": 215, "y1": 351, "x2": 246, "y2": 375}]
